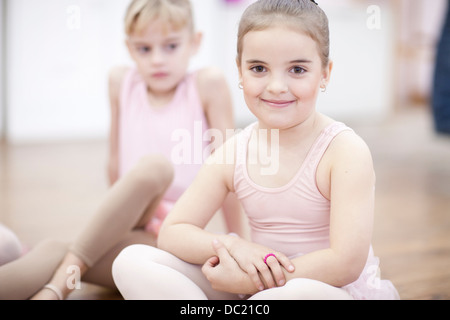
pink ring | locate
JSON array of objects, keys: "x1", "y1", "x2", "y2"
[{"x1": 264, "y1": 253, "x2": 277, "y2": 265}]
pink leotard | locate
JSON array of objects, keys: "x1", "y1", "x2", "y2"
[
  {"x1": 234, "y1": 122, "x2": 399, "y2": 299},
  {"x1": 119, "y1": 68, "x2": 209, "y2": 233}
]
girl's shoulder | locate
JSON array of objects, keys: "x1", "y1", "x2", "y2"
[
  {"x1": 317, "y1": 121, "x2": 375, "y2": 199},
  {"x1": 196, "y1": 66, "x2": 227, "y2": 86},
  {"x1": 324, "y1": 124, "x2": 374, "y2": 174},
  {"x1": 204, "y1": 131, "x2": 241, "y2": 192},
  {"x1": 109, "y1": 66, "x2": 131, "y2": 87},
  {"x1": 108, "y1": 66, "x2": 132, "y2": 97},
  {"x1": 330, "y1": 127, "x2": 371, "y2": 157},
  {"x1": 318, "y1": 114, "x2": 372, "y2": 159},
  {"x1": 195, "y1": 66, "x2": 230, "y2": 103}
]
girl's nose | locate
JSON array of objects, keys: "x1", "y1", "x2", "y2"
[
  {"x1": 150, "y1": 48, "x2": 164, "y2": 65},
  {"x1": 267, "y1": 74, "x2": 288, "y2": 94}
]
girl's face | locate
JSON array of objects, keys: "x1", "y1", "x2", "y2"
[
  {"x1": 127, "y1": 19, "x2": 201, "y2": 95},
  {"x1": 238, "y1": 26, "x2": 331, "y2": 130}
]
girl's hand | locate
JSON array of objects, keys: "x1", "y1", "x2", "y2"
[
  {"x1": 202, "y1": 240, "x2": 257, "y2": 295},
  {"x1": 225, "y1": 237, "x2": 295, "y2": 291}
]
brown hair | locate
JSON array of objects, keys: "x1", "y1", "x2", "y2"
[
  {"x1": 237, "y1": 0, "x2": 330, "y2": 68},
  {"x1": 125, "y1": 0, "x2": 194, "y2": 36}
]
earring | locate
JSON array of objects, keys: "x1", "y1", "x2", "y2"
[
  {"x1": 238, "y1": 82, "x2": 243, "y2": 90},
  {"x1": 320, "y1": 80, "x2": 327, "y2": 93}
]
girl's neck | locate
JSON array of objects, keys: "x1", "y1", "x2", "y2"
[
  {"x1": 147, "y1": 86, "x2": 178, "y2": 108},
  {"x1": 258, "y1": 112, "x2": 328, "y2": 148}
]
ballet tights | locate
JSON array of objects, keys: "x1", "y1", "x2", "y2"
[
  {"x1": 0, "y1": 155, "x2": 173, "y2": 300},
  {"x1": 112, "y1": 244, "x2": 353, "y2": 300}
]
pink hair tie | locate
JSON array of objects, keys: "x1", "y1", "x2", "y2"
[{"x1": 264, "y1": 253, "x2": 277, "y2": 265}]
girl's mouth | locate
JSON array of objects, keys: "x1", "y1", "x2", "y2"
[
  {"x1": 152, "y1": 72, "x2": 169, "y2": 79},
  {"x1": 262, "y1": 99, "x2": 295, "y2": 108}
]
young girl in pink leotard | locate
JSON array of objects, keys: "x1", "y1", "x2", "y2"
[
  {"x1": 0, "y1": 0, "x2": 242, "y2": 300},
  {"x1": 112, "y1": 0, "x2": 399, "y2": 300}
]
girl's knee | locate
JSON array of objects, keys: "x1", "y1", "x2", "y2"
[
  {"x1": 113, "y1": 244, "x2": 147, "y2": 269},
  {"x1": 131, "y1": 155, "x2": 174, "y2": 191},
  {"x1": 112, "y1": 245, "x2": 165, "y2": 277},
  {"x1": 284, "y1": 278, "x2": 320, "y2": 291},
  {"x1": 112, "y1": 244, "x2": 177, "y2": 294},
  {"x1": 283, "y1": 278, "x2": 353, "y2": 300},
  {"x1": 251, "y1": 278, "x2": 352, "y2": 300},
  {"x1": 112, "y1": 245, "x2": 143, "y2": 286}
]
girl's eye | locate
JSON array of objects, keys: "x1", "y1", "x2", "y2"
[
  {"x1": 251, "y1": 66, "x2": 266, "y2": 73},
  {"x1": 291, "y1": 66, "x2": 306, "y2": 74},
  {"x1": 166, "y1": 43, "x2": 179, "y2": 51},
  {"x1": 138, "y1": 46, "x2": 151, "y2": 54}
]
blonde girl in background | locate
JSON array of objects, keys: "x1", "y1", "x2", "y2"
[
  {"x1": 112, "y1": 0, "x2": 400, "y2": 300},
  {"x1": 0, "y1": 0, "x2": 242, "y2": 300}
]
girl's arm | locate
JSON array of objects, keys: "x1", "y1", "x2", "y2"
[
  {"x1": 197, "y1": 67, "x2": 246, "y2": 237},
  {"x1": 107, "y1": 66, "x2": 129, "y2": 186},
  {"x1": 197, "y1": 67, "x2": 234, "y2": 141},
  {"x1": 282, "y1": 132, "x2": 376, "y2": 287},
  {"x1": 157, "y1": 137, "x2": 238, "y2": 263},
  {"x1": 158, "y1": 138, "x2": 293, "y2": 294}
]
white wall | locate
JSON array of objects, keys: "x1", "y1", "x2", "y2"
[
  {"x1": 311, "y1": 0, "x2": 395, "y2": 124},
  {"x1": 6, "y1": 0, "x2": 132, "y2": 143},
  {"x1": 5, "y1": 0, "x2": 396, "y2": 144}
]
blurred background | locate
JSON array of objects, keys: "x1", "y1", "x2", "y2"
[
  {"x1": 0, "y1": 0, "x2": 447, "y2": 142},
  {"x1": 0, "y1": 0, "x2": 449, "y2": 299}
]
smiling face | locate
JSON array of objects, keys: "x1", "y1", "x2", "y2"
[
  {"x1": 126, "y1": 19, "x2": 201, "y2": 96},
  {"x1": 238, "y1": 26, "x2": 332, "y2": 130}
]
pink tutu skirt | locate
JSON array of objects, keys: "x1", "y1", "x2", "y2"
[
  {"x1": 145, "y1": 200, "x2": 174, "y2": 236},
  {"x1": 342, "y1": 247, "x2": 400, "y2": 300}
]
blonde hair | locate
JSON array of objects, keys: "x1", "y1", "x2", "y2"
[
  {"x1": 125, "y1": 0, "x2": 194, "y2": 36},
  {"x1": 237, "y1": 0, "x2": 330, "y2": 68}
]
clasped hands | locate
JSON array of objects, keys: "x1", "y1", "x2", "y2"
[{"x1": 201, "y1": 237, "x2": 295, "y2": 295}]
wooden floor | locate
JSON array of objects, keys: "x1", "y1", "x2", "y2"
[{"x1": 1, "y1": 107, "x2": 449, "y2": 300}]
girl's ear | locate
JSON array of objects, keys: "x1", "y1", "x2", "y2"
[
  {"x1": 236, "y1": 57, "x2": 243, "y2": 81},
  {"x1": 125, "y1": 38, "x2": 137, "y2": 62},
  {"x1": 322, "y1": 59, "x2": 333, "y2": 86},
  {"x1": 190, "y1": 31, "x2": 203, "y2": 55}
]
